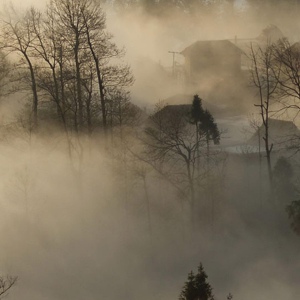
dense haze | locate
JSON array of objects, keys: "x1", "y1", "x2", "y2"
[{"x1": 0, "y1": 1, "x2": 300, "y2": 300}]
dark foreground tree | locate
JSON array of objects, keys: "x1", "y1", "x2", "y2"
[{"x1": 179, "y1": 263, "x2": 214, "y2": 300}]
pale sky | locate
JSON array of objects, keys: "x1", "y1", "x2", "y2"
[{"x1": 3, "y1": 0, "x2": 46, "y2": 10}]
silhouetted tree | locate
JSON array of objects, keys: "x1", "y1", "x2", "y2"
[
  {"x1": 271, "y1": 39, "x2": 300, "y2": 144},
  {"x1": 144, "y1": 101, "x2": 203, "y2": 229},
  {"x1": 179, "y1": 271, "x2": 197, "y2": 300},
  {"x1": 0, "y1": 8, "x2": 40, "y2": 128},
  {"x1": 191, "y1": 94, "x2": 204, "y2": 173},
  {"x1": 199, "y1": 109, "x2": 220, "y2": 160},
  {"x1": 190, "y1": 95, "x2": 220, "y2": 163},
  {"x1": 190, "y1": 95, "x2": 221, "y2": 229},
  {"x1": 106, "y1": 89, "x2": 141, "y2": 139},
  {"x1": 190, "y1": 95, "x2": 220, "y2": 150},
  {"x1": 80, "y1": 0, "x2": 134, "y2": 132},
  {"x1": 191, "y1": 95, "x2": 204, "y2": 126},
  {"x1": 179, "y1": 263, "x2": 214, "y2": 300},
  {"x1": 249, "y1": 42, "x2": 280, "y2": 189},
  {"x1": 200, "y1": 110, "x2": 220, "y2": 145},
  {"x1": 143, "y1": 95, "x2": 221, "y2": 230},
  {"x1": 0, "y1": 0, "x2": 134, "y2": 135}
]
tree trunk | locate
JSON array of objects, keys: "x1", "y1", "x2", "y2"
[
  {"x1": 142, "y1": 175, "x2": 152, "y2": 236},
  {"x1": 83, "y1": 21, "x2": 107, "y2": 132},
  {"x1": 24, "y1": 53, "x2": 38, "y2": 129},
  {"x1": 74, "y1": 39, "x2": 83, "y2": 128}
]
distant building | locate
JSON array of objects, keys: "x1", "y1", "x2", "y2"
[
  {"x1": 175, "y1": 25, "x2": 286, "y2": 114},
  {"x1": 248, "y1": 119, "x2": 300, "y2": 151},
  {"x1": 180, "y1": 25, "x2": 285, "y2": 85},
  {"x1": 152, "y1": 104, "x2": 192, "y2": 122},
  {"x1": 181, "y1": 40, "x2": 244, "y2": 82}
]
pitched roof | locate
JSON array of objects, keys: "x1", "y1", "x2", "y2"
[
  {"x1": 162, "y1": 94, "x2": 221, "y2": 116},
  {"x1": 248, "y1": 119, "x2": 300, "y2": 145},
  {"x1": 181, "y1": 40, "x2": 244, "y2": 57},
  {"x1": 157, "y1": 104, "x2": 191, "y2": 118}
]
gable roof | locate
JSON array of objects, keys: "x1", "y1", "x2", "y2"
[
  {"x1": 181, "y1": 40, "x2": 244, "y2": 57},
  {"x1": 156, "y1": 104, "x2": 192, "y2": 118},
  {"x1": 248, "y1": 119, "x2": 300, "y2": 146}
]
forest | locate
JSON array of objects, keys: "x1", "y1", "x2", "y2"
[{"x1": 0, "y1": 0, "x2": 299, "y2": 300}]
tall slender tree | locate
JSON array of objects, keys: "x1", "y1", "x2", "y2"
[
  {"x1": 249, "y1": 42, "x2": 280, "y2": 189},
  {"x1": 191, "y1": 94, "x2": 204, "y2": 174},
  {"x1": 0, "y1": 8, "x2": 40, "y2": 128}
]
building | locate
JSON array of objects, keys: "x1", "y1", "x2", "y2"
[
  {"x1": 180, "y1": 25, "x2": 285, "y2": 84},
  {"x1": 248, "y1": 118, "x2": 300, "y2": 151},
  {"x1": 181, "y1": 40, "x2": 244, "y2": 82}
]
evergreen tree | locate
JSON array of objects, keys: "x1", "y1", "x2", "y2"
[
  {"x1": 179, "y1": 271, "x2": 197, "y2": 300},
  {"x1": 191, "y1": 94, "x2": 204, "y2": 125},
  {"x1": 194, "y1": 263, "x2": 214, "y2": 300},
  {"x1": 179, "y1": 263, "x2": 214, "y2": 300},
  {"x1": 190, "y1": 94, "x2": 204, "y2": 175},
  {"x1": 190, "y1": 95, "x2": 220, "y2": 146},
  {"x1": 199, "y1": 109, "x2": 220, "y2": 146}
]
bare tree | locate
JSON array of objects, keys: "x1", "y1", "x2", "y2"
[
  {"x1": 48, "y1": 0, "x2": 87, "y2": 128},
  {"x1": 0, "y1": 0, "x2": 134, "y2": 137},
  {"x1": 142, "y1": 101, "x2": 209, "y2": 229},
  {"x1": 271, "y1": 39, "x2": 300, "y2": 125},
  {"x1": 248, "y1": 42, "x2": 280, "y2": 188},
  {"x1": 0, "y1": 7, "x2": 40, "y2": 128},
  {"x1": 248, "y1": 113, "x2": 263, "y2": 206},
  {"x1": 80, "y1": 0, "x2": 133, "y2": 131},
  {"x1": 46, "y1": 0, "x2": 133, "y2": 133},
  {"x1": 27, "y1": 6, "x2": 71, "y2": 130}
]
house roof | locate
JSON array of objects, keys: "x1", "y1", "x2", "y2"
[
  {"x1": 157, "y1": 104, "x2": 192, "y2": 118},
  {"x1": 162, "y1": 94, "x2": 221, "y2": 116},
  {"x1": 181, "y1": 40, "x2": 244, "y2": 57},
  {"x1": 248, "y1": 118, "x2": 300, "y2": 145}
]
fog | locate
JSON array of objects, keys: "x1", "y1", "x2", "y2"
[
  {"x1": 0, "y1": 1, "x2": 300, "y2": 300},
  {"x1": 1, "y1": 133, "x2": 299, "y2": 300}
]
